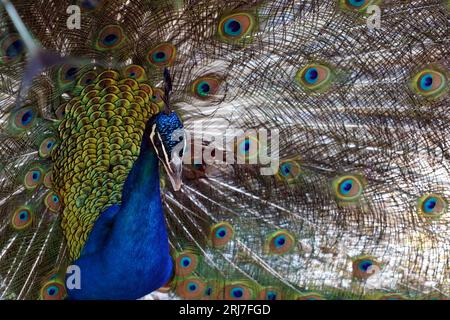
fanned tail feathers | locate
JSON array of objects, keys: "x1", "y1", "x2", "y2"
[{"x1": 0, "y1": 0, "x2": 449, "y2": 299}]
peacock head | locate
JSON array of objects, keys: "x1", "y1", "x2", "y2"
[{"x1": 149, "y1": 111, "x2": 186, "y2": 191}]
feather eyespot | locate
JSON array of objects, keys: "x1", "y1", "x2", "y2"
[
  {"x1": 352, "y1": 255, "x2": 382, "y2": 279},
  {"x1": 412, "y1": 68, "x2": 447, "y2": 98},
  {"x1": 0, "y1": 34, "x2": 24, "y2": 63},
  {"x1": 277, "y1": 159, "x2": 301, "y2": 182},
  {"x1": 96, "y1": 25, "x2": 126, "y2": 51},
  {"x1": 417, "y1": 194, "x2": 447, "y2": 219},
  {"x1": 235, "y1": 134, "x2": 259, "y2": 163},
  {"x1": 11, "y1": 207, "x2": 33, "y2": 230},
  {"x1": 122, "y1": 65, "x2": 147, "y2": 82},
  {"x1": 39, "y1": 136, "x2": 58, "y2": 158},
  {"x1": 224, "y1": 282, "x2": 255, "y2": 300},
  {"x1": 341, "y1": 0, "x2": 376, "y2": 11},
  {"x1": 24, "y1": 165, "x2": 45, "y2": 190},
  {"x1": 40, "y1": 281, "x2": 66, "y2": 300},
  {"x1": 209, "y1": 222, "x2": 234, "y2": 248},
  {"x1": 148, "y1": 43, "x2": 176, "y2": 67},
  {"x1": 296, "y1": 64, "x2": 333, "y2": 91},
  {"x1": 175, "y1": 278, "x2": 206, "y2": 299},
  {"x1": 44, "y1": 192, "x2": 61, "y2": 213},
  {"x1": 332, "y1": 175, "x2": 364, "y2": 202},
  {"x1": 174, "y1": 250, "x2": 199, "y2": 277},
  {"x1": 10, "y1": 106, "x2": 38, "y2": 132},
  {"x1": 191, "y1": 77, "x2": 220, "y2": 100},
  {"x1": 259, "y1": 287, "x2": 282, "y2": 300},
  {"x1": 264, "y1": 230, "x2": 295, "y2": 255},
  {"x1": 218, "y1": 13, "x2": 256, "y2": 42},
  {"x1": 58, "y1": 65, "x2": 79, "y2": 86}
]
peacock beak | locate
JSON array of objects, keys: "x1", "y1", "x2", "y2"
[
  {"x1": 149, "y1": 123, "x2": 185, "y2": 191},
  {"x1": 165, "y1": 129, "x2": 187, "y2": 192},
  {"x1": 167, "y1": 157, "x2": 183, "y2": 191}
]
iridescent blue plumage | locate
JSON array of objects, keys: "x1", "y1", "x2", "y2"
[{"x1": 151, "y1": 112, "x2": 184, "y2": 157}]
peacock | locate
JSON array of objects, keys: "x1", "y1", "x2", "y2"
[{"x1": 0, "y1": 0, "x2": 449, "y2": 300}]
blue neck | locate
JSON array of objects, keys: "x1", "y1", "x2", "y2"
[{"x1": 67, "y1": 125, "x2": 173, "y2": 300}]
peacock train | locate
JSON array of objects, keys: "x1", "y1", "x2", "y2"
[{"x1": 0, "y1": 0, "x2": 449, "y2": 300}]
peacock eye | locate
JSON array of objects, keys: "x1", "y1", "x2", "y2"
[
  {"x1": 44, "y1": 191, "x2": 61, "y2": 213},
  {"x1": 1, "y1": 34, "x2": 24, "y2": 63},
  {"x1": 39, "y1": 136, "x2": 58, "y2": 158},
  {"x1": 218, "y1": 13, "x2": 256, "y2": 42},
  {"x1": 224, "y1": 282, "x2": 255, "y2": 300},
  {"x1": 11, "y1": 207, "x2": 33, "y2": 230},
  {"x1": 24, "y1": 165, "x2": 45, "y2": 190},
  {"x1": 417, "y1": 194, "x2": 447, "y2": 219},
  {"x1": 259, "y1": 287, "x2": 282, "y2": 300},
  {"x1": 235, "y1": 135, "x2": 259, "y2": 162},
  {"x1": 174, "y1": 250, "x2": 199, "y2": 277},
  {"x1": 412, "y1": 68, "x2": 447, "y2": 98},
  {"x1": 175, "y1": 278, "x2": 205, "y2": 299},
  {"x1": 191, "y1": 77, "x2": 221, "y2": 100},
  {"x1": 332, "y1": 175, "x2": 364, "y2": 202},
  {"x1": 277, "y1": 159, "x2": 301, "y2": 183},
  {"x1": 10, "y1": 106, "x2": 38, "y2": 132},
  {"x1": 96, "y1": 25, "x2": 126, "y2": 51},
  {"x1": 296, "y1": 64, "x2": 333, "y2": 91},
  {"x1": 62, "y1": 66, "x2": 78, "y2": 82},
  {"x1": 209, "y1": 222, "x2": 234, "y2": 248},
  {"x1": 57, "y1": 65, "x2": 79, "y2": 91},
  {"x1": 265, "y1": 230, "x2": 295, "y2": 255},
  {"x1": 123, "y1": 65, "x2": 147, "y2": 82},
  {"x1": 40, "y1": 281, "x2": 66, "y2": 300},
  {"x1": 352, "y1": 255, "x2": 381, "y2": 279},
  {"x1": 148, "y1": 43, "x2": 176, "y2": 67}
]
